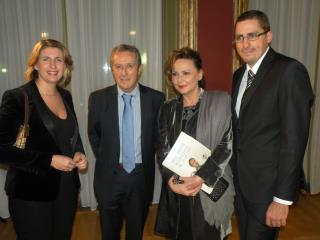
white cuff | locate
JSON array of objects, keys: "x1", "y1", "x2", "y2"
[{"x1": 273, "y1": 196, "x2": 293, "y2": 205}]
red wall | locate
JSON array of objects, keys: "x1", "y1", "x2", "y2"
[{"x1": 198, "y1": 0, "x2": 234, "y2": 92}]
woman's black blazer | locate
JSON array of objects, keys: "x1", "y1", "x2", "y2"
[{"x1": 0, "y1": 80, "x2": 83, "y2": 201}]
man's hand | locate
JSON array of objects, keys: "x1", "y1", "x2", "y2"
[{"x1": 266, "y1": 201, "x2": 289, "y2": 227}]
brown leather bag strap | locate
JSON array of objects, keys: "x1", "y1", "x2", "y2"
[
  {"x1": 22, "y1": 90, "x2": 29, "y2": 125},
  {"x1": 13, "y1": 89, "x2": 30, "y2": 149}
]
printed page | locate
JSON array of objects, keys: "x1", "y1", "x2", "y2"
[{"x1": 162, "y1": 132, "x2": 213, "y2": 193}]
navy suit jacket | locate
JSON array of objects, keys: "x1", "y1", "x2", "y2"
[
  {"x1": 88, "y1": 84, "x2": 164, "y2": 206},
  {"x1": 231, "y1": 48, "x2": 314, "y2": 203}
]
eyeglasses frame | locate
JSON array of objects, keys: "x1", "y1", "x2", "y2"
[{"x1": 233, "y1": 30, "x2": 269, "y2": 44}]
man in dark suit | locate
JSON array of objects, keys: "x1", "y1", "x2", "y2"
[
  {"x1": 88, "y1": 44, "x2": 164, "y2": 240},
  {"x1": 231, "y1": 10, "x2": 314, "y2": 240}
]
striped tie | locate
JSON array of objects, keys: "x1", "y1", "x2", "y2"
[{"x1": 241, "y1": 70, "x2": 255, "y2": 109}]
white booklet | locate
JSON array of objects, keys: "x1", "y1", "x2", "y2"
[{"x1": 162, "y1": 131, "x2": 213, "y2": 193}]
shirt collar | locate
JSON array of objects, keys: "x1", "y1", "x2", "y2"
[
  {"x1": 246, "y1": 46, "x2": 270, "y2": 74},
  {"x1": 117, "y1": 84, "x2": 140, "y2": 97}
]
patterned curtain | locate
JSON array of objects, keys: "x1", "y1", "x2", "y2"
[
  {"x1": 164, "y1": 0, "x2": 198, "y2": 100},
  {"x1": 232, "y1": 0, "x2": 249, "y2": 72},
  {"x1": 179, "y1": 0, "x2": 198, "y2": 49}
]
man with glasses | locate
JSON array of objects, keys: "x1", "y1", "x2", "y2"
[
  {"x1": 231, "y1": 10, "x2": 313, "y2": 240},
  {"x1": 88, "y1": 44, "x2": 164, "y2": 240}
]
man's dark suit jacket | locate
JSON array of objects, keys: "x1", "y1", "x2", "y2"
[
  {"x1": 0, "y1": 80, "x2": 83, "y2": 201},
  {"x1": 231, "y1": 48, "x2": 314, "y2": 204},
  {"x1": 88, "y1": 84, "x2": 164, "y2": 207}
]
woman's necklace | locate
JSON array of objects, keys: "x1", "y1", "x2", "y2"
[
  {"x1": 183, "y1": 88, "x2": 204, "y2": 107},
  {"x1": 36, "y1": 79, "x2": 59, "y2": 97},
  {"x1": 39, "y1": 92, "x2": 58, "y2": 97}
]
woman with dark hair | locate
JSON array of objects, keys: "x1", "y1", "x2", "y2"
[
  {"x1": 0, "y1": 39, "x2": 87, "y2": 240},
  {"x1": 155, "y1": 47, "x2": 234, "y2": 240}
]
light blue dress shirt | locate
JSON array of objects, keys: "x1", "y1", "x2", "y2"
[{"x1": 117, "y1": 85, "x2": 142, "y2": 164}]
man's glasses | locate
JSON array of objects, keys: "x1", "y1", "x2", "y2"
[{"x1": 234, "y1": 30, "x2": 269, "y2": 43}]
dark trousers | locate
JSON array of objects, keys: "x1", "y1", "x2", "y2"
[
  {"x1": 177, "y1": 195, "x2": 220, "y2": 240},
  {"x1": 234, "y1": 182, "x2": 279, "y2": 240},
  {"x1": 9, "y1": 173, "x2": 78, "y2": 240},
  {"x1": 98, "y1": 165, "x2": 149, "y2": 240}
]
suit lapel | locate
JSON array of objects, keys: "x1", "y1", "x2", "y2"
[
  {"x1": 232, "y1": 66, "x2": 245, "y2": 111},
  {"x1": 232, "y1": 66, "x2": 245, "y2": 120},
  {"x1": 25, "y1": 81, "x2": 57, "y2": 143},
  {"x1": 109, "y1": 85, "x2": 120, "y2": 147},
  {"x1": 139, "y1": 84, "x2": 147, "y2": 155},
  {"x1": 25, "y1": 80, "x2": 80, "y2": 153},
  {"x1": 59, "y1": 89, "x2": 79, "y2": 152},
  {"x1": 239, "y1": 48, "x2": 276, "y2": 114}
]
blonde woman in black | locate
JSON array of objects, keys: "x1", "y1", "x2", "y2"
[{"x1": 0, "y1": 39, "x2": 87, "y2": 240}]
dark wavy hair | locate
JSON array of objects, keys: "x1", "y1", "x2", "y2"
[{"x1": 165, "y1": 47, "x2": 205, "y2": 88}]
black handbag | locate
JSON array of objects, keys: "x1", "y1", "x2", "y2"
[{"x1": 204, "y1": 177, "x2": 229, "y2": 202}]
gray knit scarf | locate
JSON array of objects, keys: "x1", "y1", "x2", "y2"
[{"x1": 196, "y1": 90, "x2": 235, "y2": 239}]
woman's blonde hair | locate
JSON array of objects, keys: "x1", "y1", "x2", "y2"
[{"x1": 24, "y1": 39, "x2": 74, "y2": 87}]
